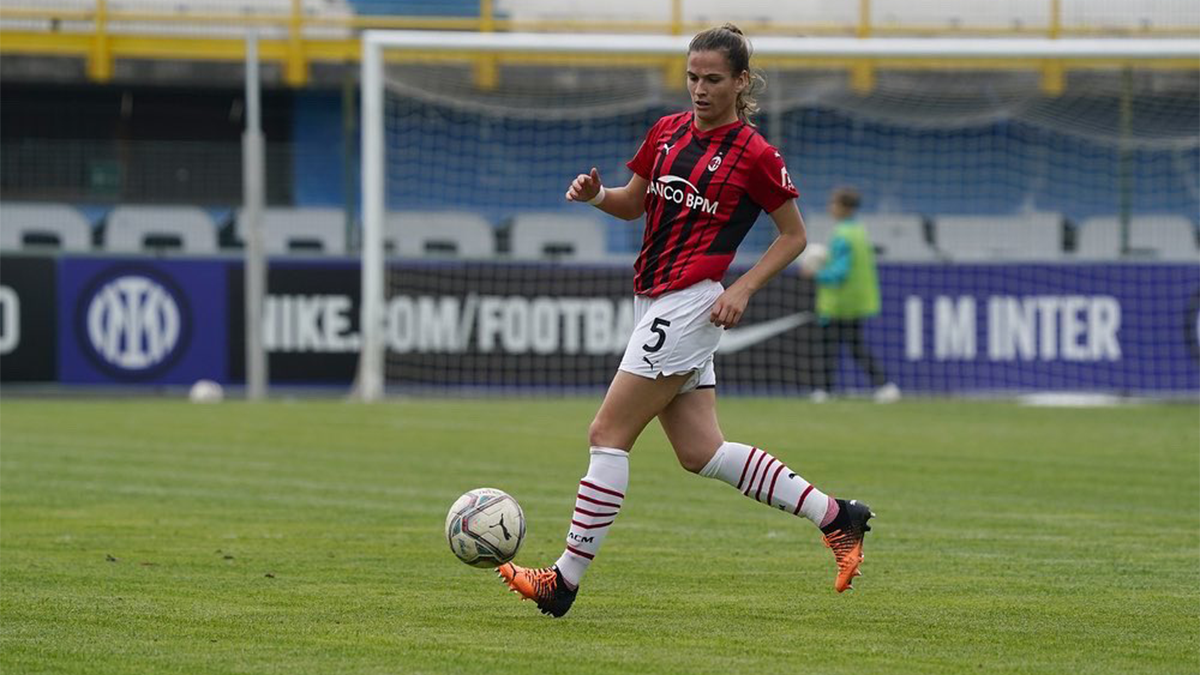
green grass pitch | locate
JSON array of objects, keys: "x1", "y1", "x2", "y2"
[{"x1": 2, "y1": 398, "x2": 1197, "y2": 674}]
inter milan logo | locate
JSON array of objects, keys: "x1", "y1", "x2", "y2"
[
  {"x1": 76, "y1": 266, "x2": 191, "y2": 380},
  {"x1": 708, "y1": 154, "x2": 722, "y2": 172}
]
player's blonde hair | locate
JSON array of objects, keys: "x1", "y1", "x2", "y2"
[{"x1": 688, "y1": 23, "x2": 765, "y2": 126}]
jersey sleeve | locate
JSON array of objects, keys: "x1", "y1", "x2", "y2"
[
  {"x1": 626, "y1": 118, "x2": 664, "y2": 180},
  {"x1": 745, "y1": 145, "x2": 799, "y2": 212}
]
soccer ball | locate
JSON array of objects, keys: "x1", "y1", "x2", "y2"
[
  {"x1": 445, "y1": 488, "x2": 526, "y2": 568},
  {"x1": 188, "y1": 379, "x2": 224, "y2": 403},
  {"x1": 798, "y1": 242, "x2": 829, "y2": 274}
]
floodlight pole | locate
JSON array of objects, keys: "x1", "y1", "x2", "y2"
[{"x1": 243, "y1": 31, "x2": 268, "y2": 400}]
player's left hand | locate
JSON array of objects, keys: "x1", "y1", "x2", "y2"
[{"x1": 710, "y1": 287, "x2": 752, "y2": 328}]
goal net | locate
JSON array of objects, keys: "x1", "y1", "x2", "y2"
[{"x1": 359, "y1": 32, "x2": 1200, "y2": 400}]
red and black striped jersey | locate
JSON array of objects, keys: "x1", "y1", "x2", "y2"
[{"x1": 626, "y1": 112, "x2": 799, "y2": 297}]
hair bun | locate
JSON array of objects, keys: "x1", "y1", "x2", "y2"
[{"x1": 721, "y1": 22, "x2": 744, "y2": 36}]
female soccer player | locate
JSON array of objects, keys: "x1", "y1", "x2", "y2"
[{"x1": 498, "y1": 24, "x2": 874, "y2": 617}]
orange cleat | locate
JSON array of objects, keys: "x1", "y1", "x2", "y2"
[
  {"x1": 820, "y1": 499, "x2": 874, "y2": 592},
  {"x1": 496, "y1": 563, "x2": 578, "y2": 617}
]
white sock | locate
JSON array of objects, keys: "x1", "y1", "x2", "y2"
[
  {"x1": 554, "y1": 446, "x2": 629, "y2": 588},
  {"x1": 699, "y1": 441, "x2": 833, "y2": 526}
]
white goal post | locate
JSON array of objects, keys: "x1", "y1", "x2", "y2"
[{"x1": 356, "y1": 31, "x2": 1200, "y2": 401}]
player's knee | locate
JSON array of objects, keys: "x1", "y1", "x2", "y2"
[
  {"x1": 677, "y1": 450, "x2": 710, "y2": 474},
  {"x1": 674, "y1": 440, "x2": 721, "y2": 474},
  {"x1": 587, "y1": 417, "x2": 614, "y2": 448}
]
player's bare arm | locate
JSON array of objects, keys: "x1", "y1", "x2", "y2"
[
  {"x1": 709, "y1": 200, "x2": 807, "y2": 328},
  {"x1": 565, "y1": 167, "x2": 648, "y2": 221}
]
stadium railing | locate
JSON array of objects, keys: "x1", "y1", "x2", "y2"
[{"x1": 1, "y1": 0, "x2": 1197, "y2": 88}]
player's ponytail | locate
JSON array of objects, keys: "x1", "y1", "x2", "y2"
[{"x1": 689, "y1": 23, "x2": 766, "y2": 126}]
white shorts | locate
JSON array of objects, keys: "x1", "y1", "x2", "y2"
[{"x1": 618, "y1": 279, "x2": 724, "y2": 394}]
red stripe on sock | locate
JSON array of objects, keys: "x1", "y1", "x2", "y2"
[
  {"x1": 794, "y1": 484, "x2": 815, "y2": 515},
  {"x1": 743, "y1": 452, "x2": 768, "y2": 496},
  {"x1": 571, "y1": 519, "x2": 614, "y2": 529},
  {"x1": 765, "y1": 463, "x2": 786, "y2": 507},
  {"x1": 735, "y1": 447, "x2": 759, "y2": 491},
  {"x1": 754, "y1": 458, "x2": 777, "y2": 502},
  {"x1": 580, "y1": 480, "x2": 624, "y2": 499},
  {"x1": 576, "y1": 493, "x2": 621, "y2": 508},
  {"x1": 566, "y1": 545, "x2": 595, "y2": 560},
  {"x1": 574, "y1": 506, "x2": 618, "y2": 518}
]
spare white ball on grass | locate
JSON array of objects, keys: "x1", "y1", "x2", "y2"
[{"x1": 189, "y1": 379, "x2": 224, "y2": 403}]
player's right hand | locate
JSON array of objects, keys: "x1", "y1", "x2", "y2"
[{"x1": 565, "y1": 167, "x2": 602, "y2": 202}]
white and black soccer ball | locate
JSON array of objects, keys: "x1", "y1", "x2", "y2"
[{"x1": 445, "y1": 488, "x2": 525, "y2": 568}]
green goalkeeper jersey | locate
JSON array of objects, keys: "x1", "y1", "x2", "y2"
[{"x1": 815, "y1": 219, "x2": 881, "y2": 319}]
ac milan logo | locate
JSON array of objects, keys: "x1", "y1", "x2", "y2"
[{"x1": 708, "y1": 154, "x2": 722, "y2": 172}]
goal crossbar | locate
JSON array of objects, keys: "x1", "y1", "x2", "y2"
[{"x1": 364, "y1": 31, "x2": 1200, "y2": 59}]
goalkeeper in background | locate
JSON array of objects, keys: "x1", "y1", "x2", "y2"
[{"x1": 803, "y1": 187, "x2": 900, "y2": 403}]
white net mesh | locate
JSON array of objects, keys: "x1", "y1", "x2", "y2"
[{"x1": 376, "y1": 53, "x2": 1199, "y2": 397}]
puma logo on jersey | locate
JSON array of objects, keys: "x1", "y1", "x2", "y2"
[{"x1": 708, "y1": 154, "x2": 722, "y2": 172}]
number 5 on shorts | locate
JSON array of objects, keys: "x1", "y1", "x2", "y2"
[{"x1": 642, "y1": 317, "x2": 671, "y2": 353}]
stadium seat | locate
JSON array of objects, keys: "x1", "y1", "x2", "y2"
[
  {"x1": 934, "y1": 213, "x2": 1064, "y2": 261},
  {"x1": 0, "y1": 202, "x2": 92, "y2": 251},
  {"x1": 801, "y1": 213, "x2": 933, "y2": 260},
  {"x1": 509, "y1": 212, "x2": 607, "y2": 262},
  {"x1": 105, "y1": 205, "x2": 217, "y2": 254},
  {"x1": 1072, "y1": 217, "x2": 1122, "y2": 260},
  {"x1": 1076, "y1": 215, "x2": 1199, "y2": 261},
  {"x1": 240, "y1": 208, "x2": 346, "y2": 255},
  {"x1": 868, "y1": 214, "x2": 935, "y2": 260},
  {"x1": 387, "y1": 211, "x2": 495, "y2": 259}
]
